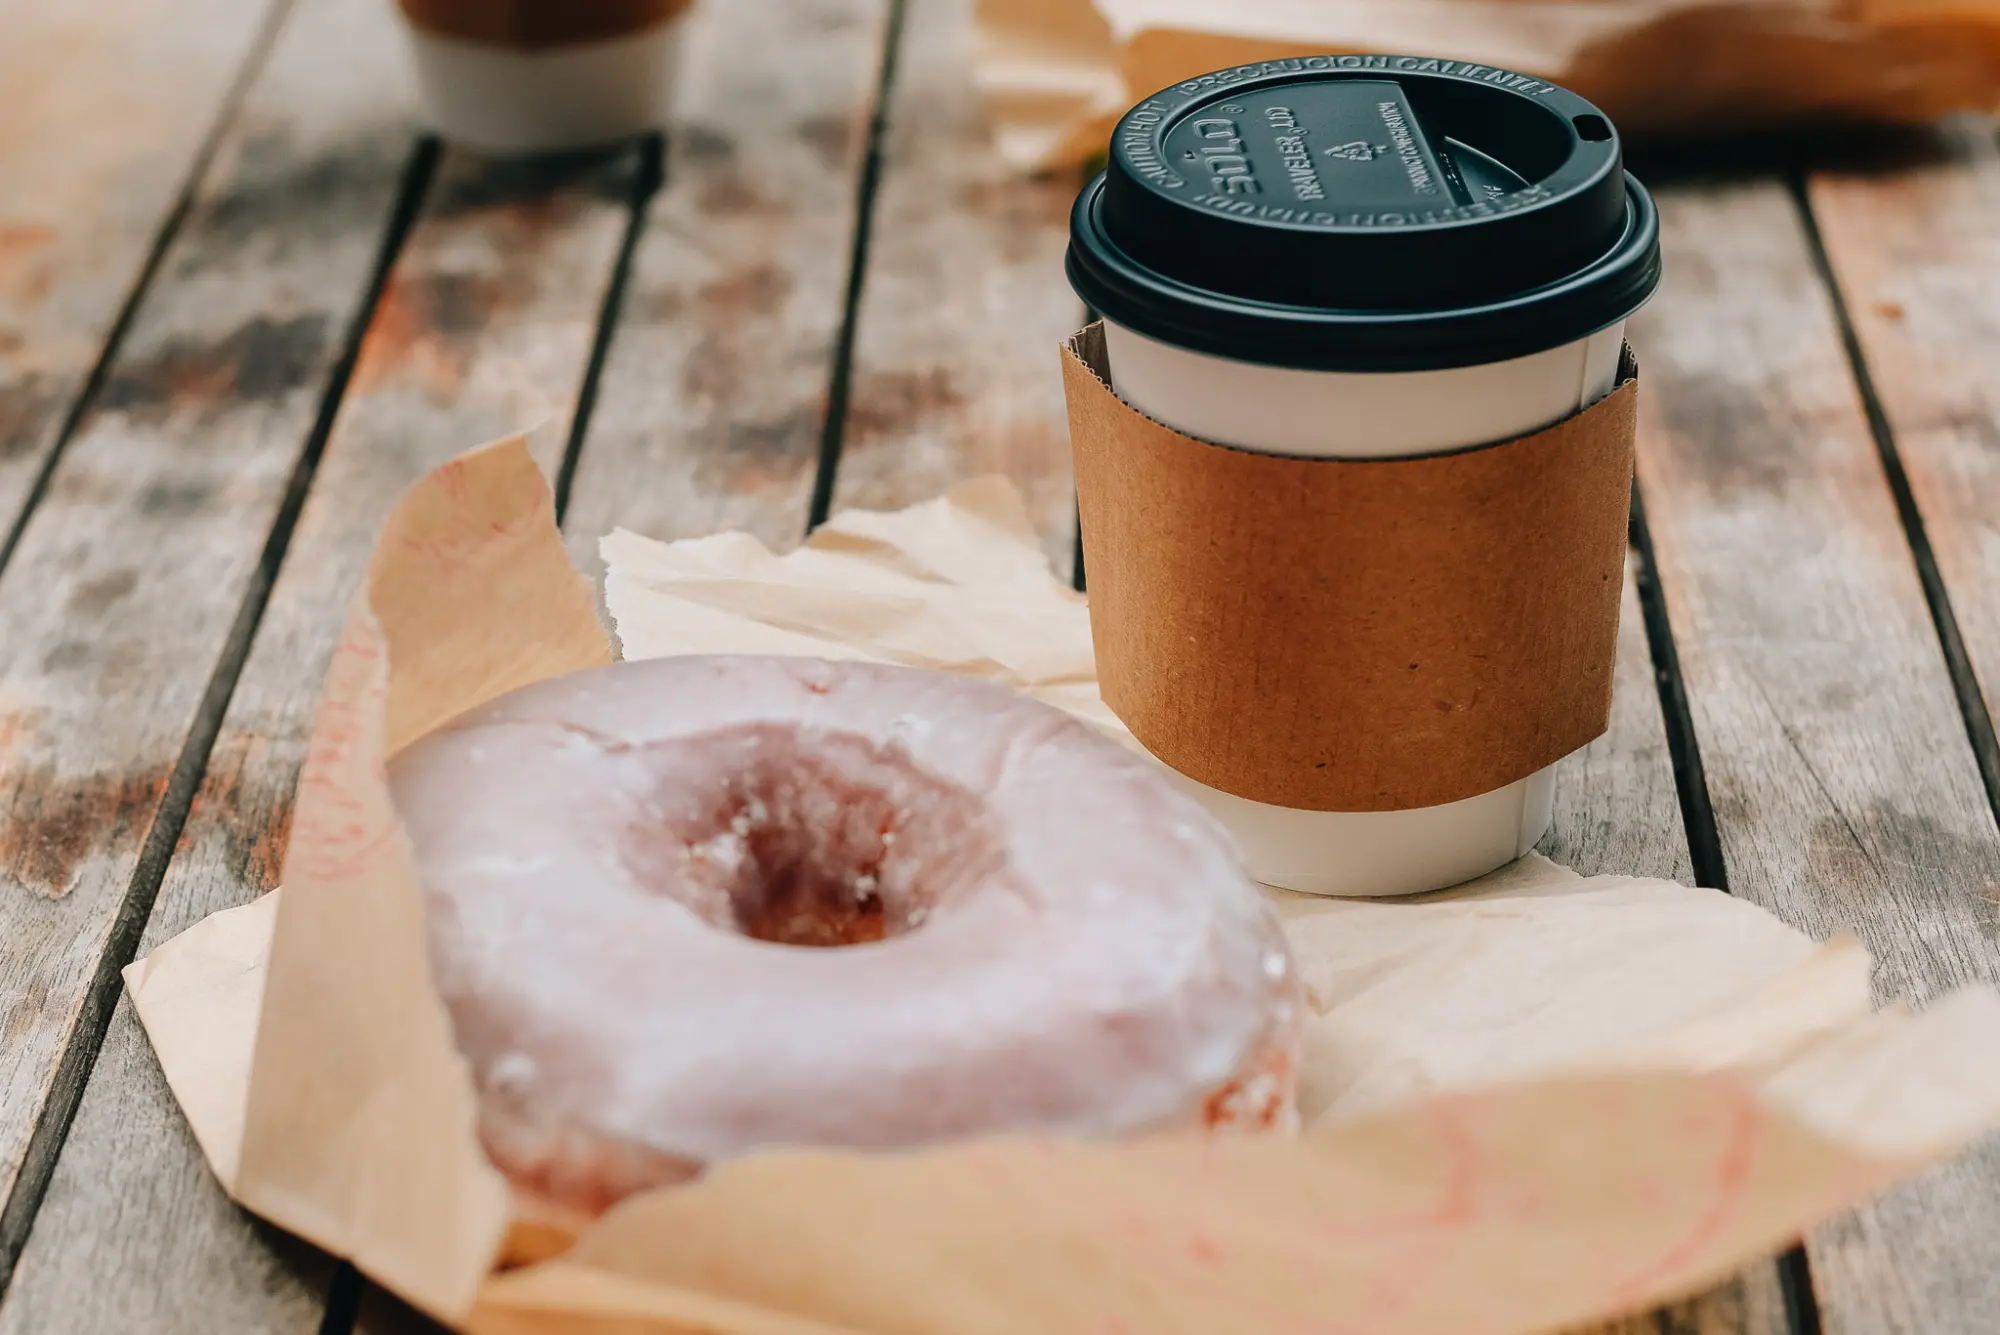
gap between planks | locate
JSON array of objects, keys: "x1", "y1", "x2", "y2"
[
  {"x1": 556, "y1": 0, "x2": 900, "y2": 574},
  {"x1": 1633, "y1": 166, "x2": 2000, "y2": 1335},
  {"x1": 551, "y1": 137, "x2": 666, "y2": 526},
  {"x1": 1785, "y1": 117, "x2": 2000, "y2": 1335},
  {"x1": 806, "y1": 0, "x2": 912, "y2": 533},
  {"x1": 1787, "y1": 156, "x2": 2000, "y2": 855},
  {"x1": 0, "y1": 0, "x2": 304, "y2": 1290},
  {"x1": 0, "y1": 2, "x2": 648, "y2": 1320},
  {"x1": 0, "y1": 0, "x2": 440, "y2": 1315},
  {"x1": 1780, "y1": 150, "x2": 1993, "y2": 1335},
  {"x1": 3, "y1": 0, "x2": 912, "y2": 1311},
  {"x1": 1632, "y1": 488, "x2": 1817, "y2": 1335},
  {"x1": 821, "y1": 0, "x2": 1087, "y2": 573},
  {"x1": 0, "y1": 133, "x2": 438, "y2": 1309},
  {"x1": 0, "y1": 0, "x2": 296, "y2": 581}
]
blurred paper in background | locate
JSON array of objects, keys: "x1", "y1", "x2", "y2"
[{"x1": 977, "y1": 0, "x2": 2000, "y2": 171}]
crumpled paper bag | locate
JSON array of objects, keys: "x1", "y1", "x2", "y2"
[
  {"x1": 126, "y1": 436, "x2": 2000, "y2": 1333},
  {"x1": 978, "y1": 0, "x2": 2000, "y2": 172}
]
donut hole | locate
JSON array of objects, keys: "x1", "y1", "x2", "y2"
[
  {"x1": 644, "y1": 723, "x2": 1004, "y2": 948},
  {"x1": 720, "y1": 806, "x2": 900, "y2": 947}
]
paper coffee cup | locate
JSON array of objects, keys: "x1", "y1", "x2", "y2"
[
  {"x1": 1065, "y1": 58, "x2": 1662, "y2": 898},
  {"x1": 396, "y1": 1, "x2": 693, "y2": 155}
]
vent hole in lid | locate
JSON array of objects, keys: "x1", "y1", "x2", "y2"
[{"x1": 1572, "y1": 113, "x2": 1613, "y2": 143}]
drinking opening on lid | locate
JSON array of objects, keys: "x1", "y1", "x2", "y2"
[{"x1": 1067, "y1": 57, "x2": 1664, "y2": 373}]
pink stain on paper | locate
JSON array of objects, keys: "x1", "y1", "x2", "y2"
[
  {"x1": 1186, "y1": 1229, "x2": 1225, "y2": 1268},
  {"x1": 1079, "y1": 1074, "x2": 1789, "y2": 1334},
  {"x1": 1318, "y1": 1097, "x2": 1483, "y2": 1241},
  {"x1": 398, "y1": 511, "x2": 532, "y2": 572},
  {"x1": 433, "y1": 455, "x2": 471, "y2": 500},
  {"x1": 1114, "y1": 1212, "x2": 1154, "y2": 1245},
  {"x1": 393, "y1": 449, "x2": 546, "y2": 573},
  {"x1": 1609, "y1": 1081, "x2": 1764, "y2": 1305},
  {"x1": 284, "y1": 610, "x2": 397, "y2": 884}
]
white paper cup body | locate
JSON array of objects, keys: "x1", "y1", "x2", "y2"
[
  {"x1": 403, "y1": 22, "x2": 685, "y2": 155},
  {"x1": 1099, "y1": 317, "x2": 1627, "y2": 898}
]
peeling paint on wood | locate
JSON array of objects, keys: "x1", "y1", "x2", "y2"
[
  {"x1": 0, "y1": 0, "x2": 280, "y2": 538},
  {"x1": 0, "y1": 47, "x2": 641, "y2": 1335},
  {"x1": 0, "y1": 0, "x2": 415, "y2": 1328},
  {"x1": 1, "y1": 766, "x2": 170, "y2": 900}
]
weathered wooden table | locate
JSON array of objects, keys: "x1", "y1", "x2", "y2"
[{"x1": 2, "y1": 0, "x2": 1998, "y2": 1331}]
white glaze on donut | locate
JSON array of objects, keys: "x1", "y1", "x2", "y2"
[{"x1": 388, "y1": 656, "x2": 1300, "y2": 1217}]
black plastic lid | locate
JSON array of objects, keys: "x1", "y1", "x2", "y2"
[{"x1": 1067, "y1": 56, "x2": 1662, "y2": 371}]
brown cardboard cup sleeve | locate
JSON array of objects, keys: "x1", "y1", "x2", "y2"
[{"x1": 1063, "y1": 323, "x2": 1639, "y2": 814}]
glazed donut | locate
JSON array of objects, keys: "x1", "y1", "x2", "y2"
[{"x1": 388, "y1": 655, "x2": 1301, "y2": 1222}]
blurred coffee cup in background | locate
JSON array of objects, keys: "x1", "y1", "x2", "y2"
[{"x1": 396, "y1": 0, "x2": 695, "y2": 154}]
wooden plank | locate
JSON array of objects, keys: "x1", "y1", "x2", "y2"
[
  {"x1": 1798, "y1": 119, "x2": 2000, "y2": 1335},
  {"x1": 560, "y1": 0, "x2": 890, "y2": 574},
  {"x1": 827, "y1": 0, "x2": 1084, "y2": 571},
  {"x1": 1633, "y1": 174, "x2": 2000, "y2": 1335},
  {"x1": 0, "y1": 51, "x2": 643, "y2": 1335},
  {"x1": 0, "y1": 994, "x2": 341, "y2": 1332},
  {"x1": 1805, "y1": 119, "x2": 2000, "y2": 789},
  {"x1": 0, "y1": 0, "x2": 414, "y2": 1316},
  {"x1": 1543, "y1": 554, "x2": 1695, "y2": 886},
  {"x1": 0, "y1": 0, "x2": 279, "y2": 538}
]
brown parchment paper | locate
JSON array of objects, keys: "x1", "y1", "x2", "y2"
[
  {"x1": 235, "y1": 437, "x2": 612, "y2": 1318},
  {"x1": 127, "y1": 438, "x2": 2000, "y2": 1334},
  {"x1": 977, "y1": 0, "x2": 2000, "y2": 173}
]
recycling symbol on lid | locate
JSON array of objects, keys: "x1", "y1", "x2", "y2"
[{"x1": 1323, "y1": 141, "x2": 1386, "y2": 162}]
